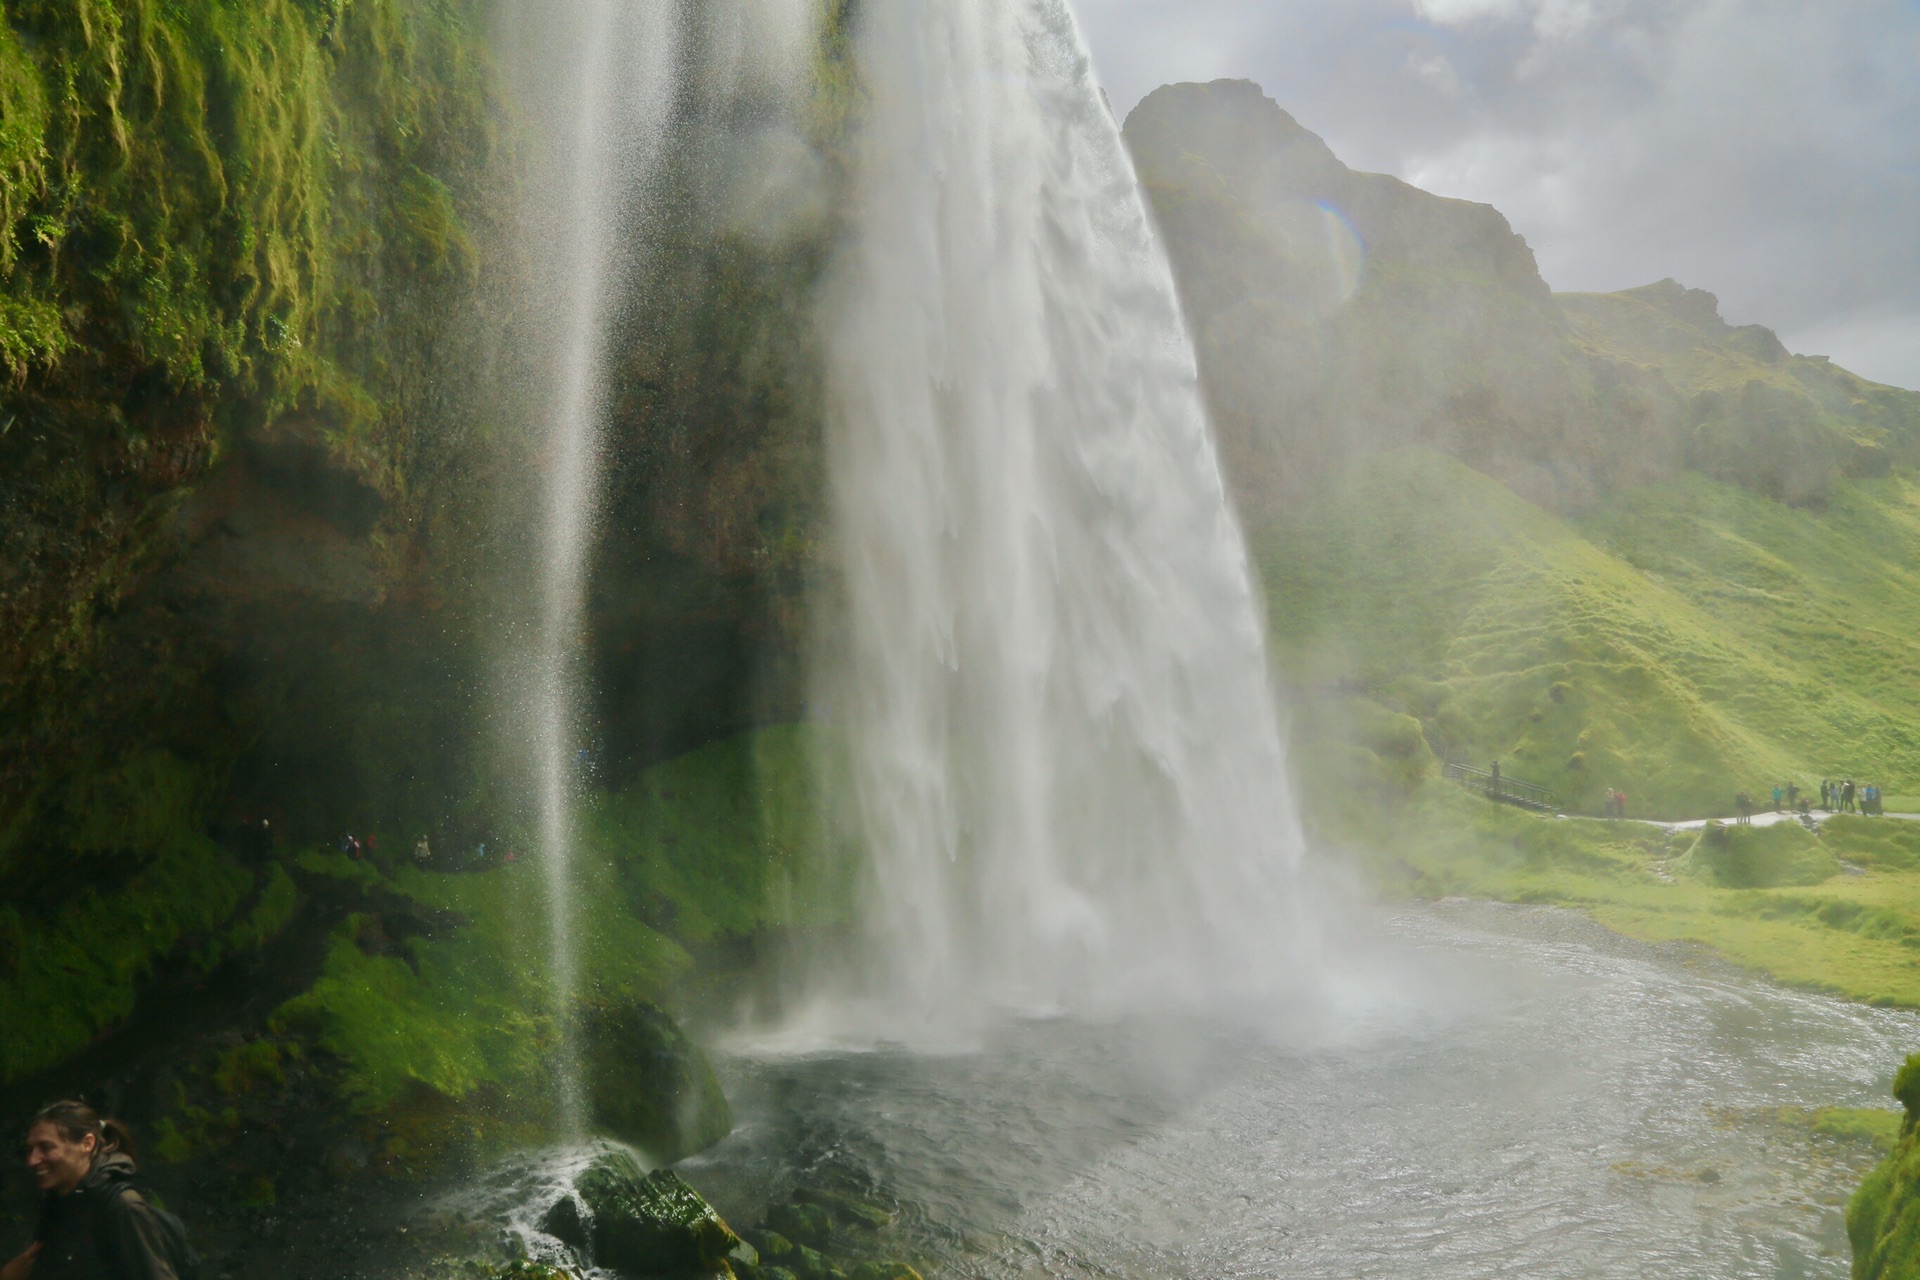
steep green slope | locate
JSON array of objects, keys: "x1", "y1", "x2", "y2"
[{"x1": 1266, "y1": 449, "x2": 1920, "y2": 818}]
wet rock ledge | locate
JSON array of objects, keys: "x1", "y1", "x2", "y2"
[{"x1": 462, "y1": 1145, "x2": 926, "y2": 1280}]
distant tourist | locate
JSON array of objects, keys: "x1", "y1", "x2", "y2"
[
  {"x1": 1735, "y1": 793, "x2": 1753, "y2": 826},
  {"x1": 3, "y1": 1101, "x2": 197, "y2": 1280},
  {"x1": 1821, "y1": 779, "x2": 1832, "y2": 811},
  {"x1": 1772, "y1": 784, "x2": 1784, "y2": 812},
  {"x1": 1787, "y1": 782, "x2": 1799, "y2": 809},
  {"x1": 1844, "y1": 780, "x2": 1858, "y2": 813}
]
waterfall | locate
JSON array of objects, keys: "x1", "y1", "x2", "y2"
[
  {"x1": 818, "y1": 0, "x2": 1318, "y2": 1024},
  {"x1": 499, "y1": 0, "x2": 683, "y2": 1134}
]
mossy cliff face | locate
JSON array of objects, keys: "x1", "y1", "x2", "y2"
[
  {"x1": 0, "y1": 0, "x2": 863, "y2": 1227},
  {"x1": 1, "y1": 0, "x2": 501, "y2": 825},
  {"x1": 0, "y1": 0, "x2": 518, "y2": 1122}
]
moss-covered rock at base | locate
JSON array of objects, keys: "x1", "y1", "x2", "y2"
[
  {"x1": 786, "y1": 1244, "x2": 846, "y2": 1280},
  {"x1": 744, "y1": 1230, "x2": 796, "y2": 1264},
  {"x1": 792, "y1": 1188, "x2": 894, "y2": 1230},
  {"x1": 766, "y1": 1202, "x2": 835, "y2": 1250},
  {"x1": 489, "y1": 1265, "x2": 583, "y2": 1280},
  {"x1": 581, "y1": 997, "x2": 733, "y2": 1163},
  {"x1": 846, "y1": 1264, "x2": 923, "y2": 1280},
  {"x1": 1849, "y1": 1053, "x2": 1920, "y2": 1278},
  {"x1": 572, "y1": 1147, "x2": 755, "y2": 1276}
]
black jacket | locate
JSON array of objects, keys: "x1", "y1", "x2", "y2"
[{"x1": 32, "y1": 1153, "x2": 178, "y2": 1280}]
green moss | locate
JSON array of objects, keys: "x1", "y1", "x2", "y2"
[
  {"x1": 221, "y1": 863, "x2": 299, "y2": 954},
  {"x1": 213, "y1": 1039, "x2": 286, "y2": 1096},
  {"x1": 260, "y1": 727, "x2": 841, "y2": 1129},
  {"x1": 62, "y1": 748, "x2": 209, "y2": 856},
  {"x1": 1850, "y1": 1055, "x2": 1920, "y2": 1278},
  {"x1": 3, "y1": 0, "x2": 503, "y2": 887},
  {"x1": 271, "y1": 845, "x2": 695, "y2": 1116},
  {"x1": 586, "y1": 724, "x2": 856, "y2": 942},
  {"x1": 0, "y1": 835, "x2": 250, "y2": 1080},
  {"x1": 147, "y1": 1103, "x2": 234, "y2": 1166},
  {"x1": 272, "y1": 910, "x2": 554, "y2": 1112}
]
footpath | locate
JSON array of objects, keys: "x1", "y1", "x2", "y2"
[{"x1": 1609, "y1": 809, "x2": 1920, "y2": 831}]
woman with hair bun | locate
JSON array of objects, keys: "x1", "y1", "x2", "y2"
[{"x1": 1, "y1": 1101, "x2": 192, "y2": 1279}]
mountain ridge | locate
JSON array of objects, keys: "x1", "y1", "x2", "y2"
[{"x1": 1124, "y1": 79, "x2": 1920, "y2": 521}]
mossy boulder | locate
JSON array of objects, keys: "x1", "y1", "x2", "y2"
[
  {"x1": 569, "y1": 1146, "x2": 755, "y2": 1276},
  {"x1": 1849, "y1": 1053, "x2": 1920, "y2": 1278},
  {"x1": 581, "y1": 998, "x2": 732, "y2": 1163},
  {"x1": 786, "y1": 1245, "x2": 845, "y2": 1280},
  {"x1": 765, "y1": 1202, "x2": 835, "y2": 1250},
  {"x1": 792, "y1": 1187, "x2": 893, "y2": 1230},
  {"x1": 743, "y1": 1230, "x2": 796, "y2": 1265}
]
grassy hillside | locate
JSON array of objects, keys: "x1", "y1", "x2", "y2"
[{"x1": 1263, "y1": 450, "x2": 1920, "y2": 819}]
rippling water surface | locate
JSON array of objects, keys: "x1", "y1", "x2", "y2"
[{"x1": 687, "y1": 903, "x2": 1916, "y2": 1279}]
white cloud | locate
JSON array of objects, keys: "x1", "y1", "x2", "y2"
[
  {"x1": 1412, "y1": 0, "x2": 1522, "y2": 23},
  {"x1": 1783, "y1": 309, "x2": 1920, "y2": 392},
  {"x1": 1407, "y1": 51, "x2": 1468, "y2": 98},
  {"x1": 1414, "y1": 0, "x2": 1598, "y2": 39}
]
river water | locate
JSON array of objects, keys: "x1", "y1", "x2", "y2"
[{"x1": 687, "y1": 902, "x2": 1915, "y2": 1280}]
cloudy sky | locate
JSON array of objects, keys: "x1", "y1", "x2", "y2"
[{"x1": 1076, "y1": 0, "x2": 1920, "y2": 389}]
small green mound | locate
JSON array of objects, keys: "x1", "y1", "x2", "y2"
[
  {"x1": 1820, "y1": 1109, "x2": 1905, "y2": 1151},
  {"x1": 1676, "y1": 821, "x2": 1836, "y2": 889},
  {"x1": 1824, "y1": 817, "x2": 1920, "y2": 871},
  {"x1": 1774, "y1": 1106, "x2": 1901, "y2": 1151}
]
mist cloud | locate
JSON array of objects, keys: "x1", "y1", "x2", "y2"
[{"x1": 1076, "y1": 0, "x2": 1920, "y2": 388}]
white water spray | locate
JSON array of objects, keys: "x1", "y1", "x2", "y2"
[
  {"x1": 500, "y1": 0, "x2": 682, "y2": 1133},
  {"x1": 819, "y1": 0, "x2": 1319, "y2": 1025}
]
